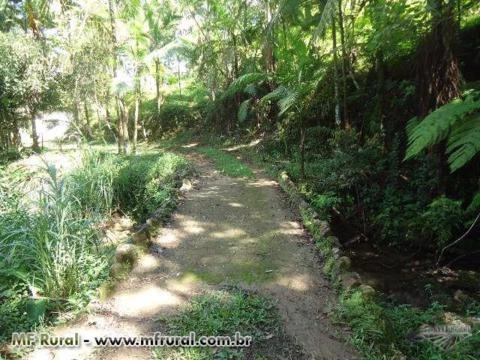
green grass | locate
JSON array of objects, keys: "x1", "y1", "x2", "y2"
[
  {"x1": 113, "y1": 152, "x2": 192, "y2": 222},
  {"x1": 336, "y1": 291, "x2": 480, "y2": 360},
  {"x1": 0, "y1": 148, "x2": 191, "y2": 343},
  {"x1": 197, "y1": 147, "x2": 254, "y2": 178},
  {"x1": 153, "y1": 288, "x2": 297, "y2": 360}
]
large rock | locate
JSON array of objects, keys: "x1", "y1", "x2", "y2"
[
  {"x1": 358, "y1": 284, "x2": 376, "y2": 300},
  {"x1": 339, "y1": 271, "x2": 361, "y2": 290},
  {"x1": 180, "y1": 179, "x2": 193, "y2": 191},
  {"x1": 336, "y1": 256, "x2": 352, "y2": 273}
]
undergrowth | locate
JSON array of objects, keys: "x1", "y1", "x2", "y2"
[{"x1": 0, "y1": 149, "x2": 191, "y2": 344}]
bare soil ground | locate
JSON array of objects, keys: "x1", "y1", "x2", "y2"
[{"x1": 27, "y1": 152, "x2": 356, "y2": 360}]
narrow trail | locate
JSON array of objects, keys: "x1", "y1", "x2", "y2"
[{"x1": 29, "y1": 152, "x2": 356, "y2": 360}]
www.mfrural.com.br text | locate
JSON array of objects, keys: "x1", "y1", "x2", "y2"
[{"x1": 11, "y1": 332, "x2": 252, "y2": 348}]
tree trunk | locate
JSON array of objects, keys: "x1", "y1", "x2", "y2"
[
  {"x1": 338, "y1": 0, "x2": 349, "y2": 129},
  {"x1": 133, "y1": 96, "x2": 139, "y2": 154},
  {"x1": 417, "y1": 0, "x2": 461, "y2": 117},
  {"x1": 108, "y1": 0, "x2": 125, "y2": 155},
  {"x1": 177, "y1": 56, "x2": 182, "y2": 95},
  {"x1": 375, "y1": 49, "x2": 386, "y2": 145},
  {"x1": 115, "y1": 100, "x2": 125, "y2": 154},
  {"x1": 93, "y1": 80, "x2": 103, "y2": 137},
  {"x1": 83, "y1": 101, "x2": 92, "y2": 139},
  {"x1": 232, "y1": 32, "x2": 239, "y2": 78},
  {"x1": 300, "y1": 121, "x2": 306, "y2": 179},
  {"x1": 263, "y1": 0, "x2": 276, "y2": 75},
  {"x1": 105, "y1": 106, "x2": 117, "y2": 142},
  {"x1": 12, "y1": 117, "x2": 20, "y2": 149},
  {"x1": 72, "y1": 100, "x2": 80, "y2": 128},
  {"x1": 416, "y1": 0, "x2": 461, "y2": 194},
  {"x1": 155, "y1": 59, "x2": 162, "y2": 114},
  {"x1": 119, "y1": 99, "x2": 129, "y2": 154},
  {"x1": 332, "y1": 13, "x2": 341, "y2": 127},
  {"x1": 31, "y1": 110, "x2": 40, "y2": 153}
]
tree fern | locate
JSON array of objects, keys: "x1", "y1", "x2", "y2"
[
  {"x1": 447, "y1": 112, "x2": 480, "y2": 171},
  {"x1": 278, "y1": 89, "x2": 300, "y2": 115},
  {"x1": 405, "y1": 90, "x2": 480, "y2": 171},
  {"x1": 244, "y1": 83, "x2": 257, "y2": 96},
  {"x1": 259, "y1": 85, "x2": 289, "y2": 105}
]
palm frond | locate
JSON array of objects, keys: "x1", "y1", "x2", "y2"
[
  {"x1": 244, "y1": 83, "x2": 257, "y2": 96},
  {"x1": 311, "y1": 0, "x2": 337, "y2": 44},
  {"x1": 405, "y1": 116, "x2": 420, "y2": 135},
  {"x1": 467, "y1": 191, "x2": 480, "y2": 213},
  {"x1": 278, "y1": 89, "x2": 299, "y2": 116},
  {"x1": 414, "y1": 324, "x2": 472, "y2": 351},
  {"x1": 267, "y1": 0, "x2": 301, "y2": 32},
  {"x1": 259, "y1": 85, "x2": 289, "y2": 105},
  {"x1": 222, "y1": 72, "x2": 268, "y2": 100}
]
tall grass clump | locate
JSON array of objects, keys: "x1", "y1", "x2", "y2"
[
  {"x1": 0, "y1": 150, "x2": 192, "y2": 342},
  {"x1": 0, "y1": 161, "x2": 111, "y2": 341},
  {"x1": 113, "y1": 152, "x2": 192, "y2": 221},
  {"x1": 67, "y1": 150, "x2": 126, "y2": 215}
]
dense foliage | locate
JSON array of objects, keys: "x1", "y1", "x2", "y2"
[{"x1": 1, "y1": 0, "x2": 480, "y2": 358}]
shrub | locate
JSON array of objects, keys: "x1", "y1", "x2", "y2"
[
  {"x1": 310, "y1": 192, "x2": 340, "y2": 220},
  {"x1": 421, "y1": 196, "x2": 464, "y2": 248},
  {"x1": 113, "y1": 153, "x2": 192, "y2": 221}
]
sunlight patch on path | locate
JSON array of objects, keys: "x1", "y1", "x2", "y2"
[{"x1": 112, "y1": 285, "x2": 184, "y2": 318}]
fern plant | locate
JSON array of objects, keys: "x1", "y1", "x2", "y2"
[{"x1": 405, "y1": 90, "x2": 480, "y2": 172}]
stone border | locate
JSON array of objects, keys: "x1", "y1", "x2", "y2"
[
  {"x1": 112, "y1": 177, "x2": 197, "y2": 276},
  {"x1": 277, "y1": 171, "x2": 376, "y2": 298}
]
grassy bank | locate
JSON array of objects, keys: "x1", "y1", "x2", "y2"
[{"x1": 0, "y1": 148, "x2": 191, "y2": 345}]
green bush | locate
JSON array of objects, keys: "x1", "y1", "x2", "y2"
[
  {"x1": 144, "y1": 86, "x2": 211, "y2": 137},
  {"x1": 0, "y1": 160, "x2": 112, "y2": 341},
  {"x1": 421, "y1": 197, "x2": 464, "y2": 248},
  {"x1": 67, "y1": 150, "x2": 125, "y2": 216},
  {"x1": 310, "y1": 192, "x2": 340, "y2": 220}
]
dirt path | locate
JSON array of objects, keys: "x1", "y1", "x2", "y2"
[{"x1": 28, "y1": 153, "x2": 356, "y2": 360}]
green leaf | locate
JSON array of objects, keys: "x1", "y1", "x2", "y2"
[
  {"x1": 259, "y1": 86, "x2": 289, "y2": 105},
  {"x1": 405, "y1": 95, "x2": 480, "y2": 160},
  {"x1": 446, "y1": 112, "x2": 480, "y2": 171},
  {"x1": 278, "y1": 90, "x2": 299, "y2": 115}
]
